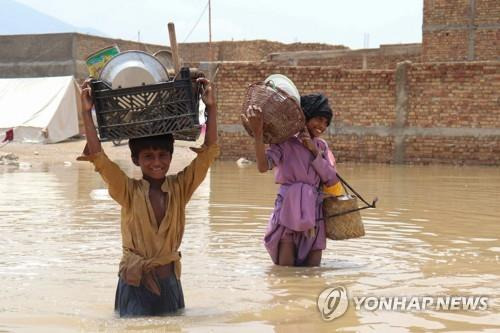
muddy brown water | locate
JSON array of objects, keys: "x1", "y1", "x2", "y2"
[{"x1": 0, "y1": 160, "x2": 499, "y2": 332}]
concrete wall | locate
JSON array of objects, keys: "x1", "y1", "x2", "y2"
[
  {"x1": 213, "y1": 61, "x2": 500, "y2": 165},
  {"x1": 0, "y1": 33, "x2": 170, "y2": 80},
  {"x1": 0, "y1": 34, "x2": 75, "y2": 78},
  {"x1": 266, "y1": 44, "x2": 422, "y2": 69},
  {"x1": 422, "y1": 0, "x2": 500, "y2": 62}
]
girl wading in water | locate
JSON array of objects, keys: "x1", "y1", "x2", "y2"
[{"x1": 243, "y1": 94, "x2": 340, "y2": 266}]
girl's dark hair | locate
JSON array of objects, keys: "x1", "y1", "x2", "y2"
[{"x1": 128, "y1": 134, "x2": 174, "y2": 160}]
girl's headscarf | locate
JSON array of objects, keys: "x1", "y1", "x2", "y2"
[{"x1": 300, "y1": 93, "x2": 333, "y2": 125}]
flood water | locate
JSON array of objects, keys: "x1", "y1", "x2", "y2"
[{"x1": 1, "y1": 158, "x2": 499, "y2": 332}]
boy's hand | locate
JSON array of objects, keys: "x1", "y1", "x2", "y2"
[
  {"x1": 298, "y1": 127, "x2": 319, "y2": 157},
  {"x1": 81, "y1": 79, "x2": 93, "y2": 114},
  {"x1": 197, "y1": 77, "x2": 216, "y2": 108},
  {"x1": 241, "y1": 105, "x2": 264, "y2": 139}
]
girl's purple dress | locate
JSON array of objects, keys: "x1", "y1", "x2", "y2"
[{"x1": 264, "y1": 136, "x2": 338, "y2": 265}]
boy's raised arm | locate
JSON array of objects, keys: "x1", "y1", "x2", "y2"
[
  {"x1": 197, "y1": 77, "x2": 217, "y2": 147},
  {"x1": 78, "y1": 79, "x2": 130, "y2": 206},
  {"x1": 80, "y1": 79, "x2": 102, "y2": 155},
  {"x1": 173, "y1": 78, "x2": 220, "y2": 203}
]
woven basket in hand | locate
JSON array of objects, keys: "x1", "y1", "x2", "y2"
[
  {"x1": 241, "y1": 82, "x2": 305, "y2": 144},
  {"x1": 323, "y1": 195, "x2": 365, "y2": 240}
]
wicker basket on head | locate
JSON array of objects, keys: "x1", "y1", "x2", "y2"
[
  {"x1": 241, "y1": 82, "x2": 305, "y2": 144},
  {"x1": 323, "y1": 195, "x2": 365, "y2": 240}
]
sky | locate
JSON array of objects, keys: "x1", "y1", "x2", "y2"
[{"x1": 13, "y1": 0, "x2": 423, "y2": 49}]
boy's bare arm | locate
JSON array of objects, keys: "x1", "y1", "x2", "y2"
[
  {"x1": 77, "y1": 79, "x2": 130, "y2": 206},
  {"x1": 197, "y1": 77, "x2": 217, "y2": 146},
  {"x1": 81, "y1": 79, "x2": 102, "y2": 155}
]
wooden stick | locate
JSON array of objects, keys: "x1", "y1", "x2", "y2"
[{"x1": 168, "y1": 22, "x2": 181, "y2": 74}]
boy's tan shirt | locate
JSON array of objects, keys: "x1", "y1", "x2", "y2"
[{"x1": 78, "y1": 144, "x2": 219, "y2": 295}]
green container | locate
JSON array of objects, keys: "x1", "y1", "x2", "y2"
[{"x1": 86, "y1": 45, "x2": 120, "y2": 78}]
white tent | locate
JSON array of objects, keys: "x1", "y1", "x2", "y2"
[{"x1": 0, "y1": 76, "x2": 80, "y2": 143}]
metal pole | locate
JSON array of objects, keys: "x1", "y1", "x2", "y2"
[{"x1": 208, "y1": 0, "x2": 212, "y2": 61}]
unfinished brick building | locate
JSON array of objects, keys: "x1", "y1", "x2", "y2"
[
  {"x1": 422, "y1": 0, "x2": 499, "y2": 62},
  {"x1": 209, "y1": 0, "x2": 499, "y2": 165},
  {"x1": 0, "y1": 0, "x2": 498, "y2": 164}
]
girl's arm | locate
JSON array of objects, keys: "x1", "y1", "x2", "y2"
[
  {"x1": 312, "y1": 140, "x2": 339, "y2": 186},
  {"x1": 298, "y1": 126, "x2": 318, "y2": 157},
  {"x1": 242, "y1": 105, "x2": 268, "y2": 173},
  {"x1": 298, "y1": 128, "x2": 338, "y2": 185}
]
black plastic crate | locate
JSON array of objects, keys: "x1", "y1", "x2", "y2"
[{"x1": 91, "y1": 67, "x2": 203, "y2": 141}]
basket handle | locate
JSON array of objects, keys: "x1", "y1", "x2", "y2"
[
  {"x1": 336, "y1": 173, "x2": 377, "y2": 209},
  {"x1": 319, "y1": 174, "x2": 377, "y2": 221}
]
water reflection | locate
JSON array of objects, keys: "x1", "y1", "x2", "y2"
[{"x1": 0, "y1": 161, "x2": 499, "y2": 332}]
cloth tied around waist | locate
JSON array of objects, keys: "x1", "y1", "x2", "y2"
[
  {"x1": 119, "y1": 248, "x2": 181, "y2": 296},
  {"x1": 278, "y1": 183, "x2": 320, "y2": 235}
]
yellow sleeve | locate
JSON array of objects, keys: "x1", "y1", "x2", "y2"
[
  {"x1": 175, "y1": 144, "x2": 220, "y2": 202},
  {"x1": 77, "y1": 151, "x2": 131, "y2": 206},
  {"x1": 324, "y1": 182, "x2": 345, "y2": 196}
]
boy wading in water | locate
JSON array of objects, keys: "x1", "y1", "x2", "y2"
[
  {"x1": 78, "y1": 78, "x2": 219, "y2": 317},
  {"x1": 243, "y1": 94, "x2": 339, "y2": 267}
]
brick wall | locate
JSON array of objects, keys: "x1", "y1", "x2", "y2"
[
  {"x1": 403, "y1": 62, "x2": 500, "y2": 164},
  {"x1": 181, "y1": 40, "x2": 422, "y2": 70},
  {"x1": 422, "y1": 30, "x2": 470, "y2": 62},
  {"x1": 213, "y1": 61, "x2": 500, "y2": 165},
  {"x1": 422, "y1": 0, "x2": 500, "y2": 62},
  {"x1": 178, "y1": 40, "x2": 346, "y2": 62},
  {"x1": 267, "y1": 44, "x2": 422, "y2": 69},
  {"x1": 296, "y1": 52, "x2": 422, "y2": 70},
  {"x1": 407, "y1": 62, "x2": 499, "y2": 128},
  {"x1": 215, "y1": 63, "x2": 397, "y2": 163},
  {"x1": 474, "y1": 29, "x2": 500, "y2": 61}
]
